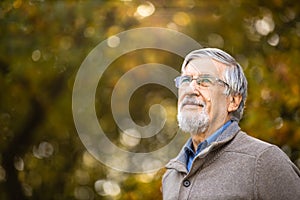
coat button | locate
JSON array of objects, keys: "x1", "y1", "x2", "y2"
[{"x1": 183, "y1": 180, "x2": 190, "y2": 187}]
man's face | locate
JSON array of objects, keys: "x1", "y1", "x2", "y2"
[{"x1": 177, "y1": 57, "x2": 231, "y2": 135}]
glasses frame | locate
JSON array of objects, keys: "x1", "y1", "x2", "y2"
[{"x1": 174, "y1": 75, "x2": 231, "y2": 90}]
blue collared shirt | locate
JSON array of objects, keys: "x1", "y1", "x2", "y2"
[{"x1": 184, "y1": 120, "x2": 232, "y2": 172}]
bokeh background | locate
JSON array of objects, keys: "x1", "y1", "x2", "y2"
[{"x1": 1, "y1": 0, "x2": 300, "y2": 199}]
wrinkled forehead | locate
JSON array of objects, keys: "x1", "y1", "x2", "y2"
[{"x1": 181, "y1": 57, "x2": 227, "y2": 77}]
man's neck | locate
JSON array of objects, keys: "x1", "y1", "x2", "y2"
[{"x1": 191, "y1": 133, "x2": 206, "y2": 152}]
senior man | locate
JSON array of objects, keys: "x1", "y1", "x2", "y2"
[{"x1": 162, "y1": 48, "x2": 300, "y2": 200}]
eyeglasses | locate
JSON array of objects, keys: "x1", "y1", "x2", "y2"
[{"x1": 174, "y1": 75, "x2": 230, "y2": 89}]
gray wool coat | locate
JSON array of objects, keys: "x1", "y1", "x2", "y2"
[{"x1": 162, "y1": 121, "x2": 300, "y2": 200}]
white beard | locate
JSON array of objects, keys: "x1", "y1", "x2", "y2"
[{"x1": 177, "y1": 106, "x2": 210, "y2": 135}]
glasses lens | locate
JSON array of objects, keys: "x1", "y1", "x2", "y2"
[
  {"x1": 197, "y1": 76, "x2": 214, "y2": 87},
  {"x1": 175, "y1": 76, "x2": 191, "y2": 88},
  {"x1": 180, "y1": 76, "x2": 192, "y2": 84}
]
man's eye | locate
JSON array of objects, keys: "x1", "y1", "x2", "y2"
[
  {"x1": 199, "y1": 78, "x2": 213, "y2": 86},
  {"x1": 181, "y1": 77, "x2": 191, "y2": 84},
  {"x1": 202, "y1": 78, "x2": 213, "y2": 83}
]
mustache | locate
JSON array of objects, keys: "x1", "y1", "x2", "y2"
[{"x1": 180, "y1": 96, "x2": 206, "y2": 109}]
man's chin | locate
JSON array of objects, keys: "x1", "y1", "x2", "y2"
[{"x1": 177, "y1": 113, "x2": 210, "y2": 135}]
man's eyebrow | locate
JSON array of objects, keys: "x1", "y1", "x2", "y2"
[{"x1": 198, "y1": 73, "x2": 214, "y2": 77}]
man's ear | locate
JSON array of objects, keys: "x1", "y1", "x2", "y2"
[{"x1": 228, "y1": 94, "x2": 242, "y2": 112}]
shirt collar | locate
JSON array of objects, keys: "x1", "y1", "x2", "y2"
[
  {"x1": 183, "y1": 138, "x2": 194, "y2": 154},
  {"x1": 206, "y1": 120, "x2": 232, "y2": 145}
]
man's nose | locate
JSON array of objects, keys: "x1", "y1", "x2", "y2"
[
  {"x1": 185, "y1": 80, "x2": 200, "y2": 96},
  {"x1": 190, "y1": 78, "x2": 199, "y2": 88}
]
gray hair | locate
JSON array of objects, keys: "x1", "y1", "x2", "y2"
[{"x1": 181, "y1": 48, "x2": 248, "y2": 121}]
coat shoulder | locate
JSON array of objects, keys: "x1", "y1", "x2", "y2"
[{"x1": 226, "y1": 131, "x2": 274, "y2": 157}]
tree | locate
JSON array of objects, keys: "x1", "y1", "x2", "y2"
[{"x1": 0, "y1": 0, "x2": 299, "y2": 199}]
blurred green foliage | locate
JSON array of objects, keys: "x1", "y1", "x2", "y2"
[{"x1": 1, "y1": 0, "x2": 300, "y2": 199}]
